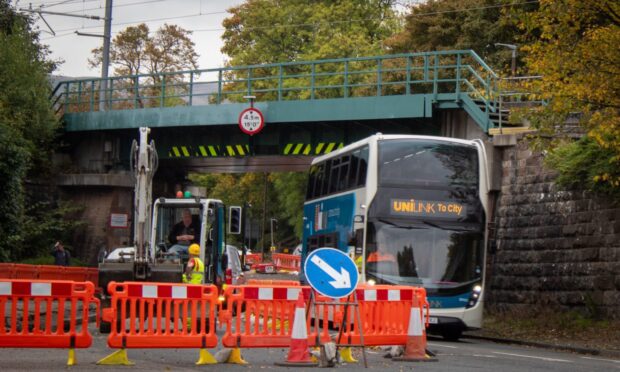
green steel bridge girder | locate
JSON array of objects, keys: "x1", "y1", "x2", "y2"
[{"x1": 63, "y1": 95, "x2": 429, "y2": 131}]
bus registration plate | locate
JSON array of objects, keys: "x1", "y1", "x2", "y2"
[{"x1": 427, "y1": 317, "x2": 438, "y2": 324}]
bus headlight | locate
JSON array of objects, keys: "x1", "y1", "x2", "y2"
[{"x1": 466, "y1": 284, "x2": 482, "y2": 309}]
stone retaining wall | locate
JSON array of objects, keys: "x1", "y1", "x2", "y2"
[{"x1": 487, "y1": 136, "x2": 620, "y2": 318}]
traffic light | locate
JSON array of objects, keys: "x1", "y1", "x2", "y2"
[{"x1": 228, "y1": 206, "x2": 242, "y2": 234}]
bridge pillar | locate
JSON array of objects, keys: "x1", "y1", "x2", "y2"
[{"x1": 439, "y1": 109, "x2": 486, "y2": 141}]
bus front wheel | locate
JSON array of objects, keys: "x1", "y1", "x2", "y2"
[{"x1": 441, "y1": 329, "x2": 462, "y2": 341}]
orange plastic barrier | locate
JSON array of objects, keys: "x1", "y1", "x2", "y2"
[
  {"x1": 12, "y1": 264, "x2": 39, "y2": 279},
  {"x1": 104, "y1": 281, "x2": 219, "y2": 349},
  {"x1": 0, "y1": 264, "x2": 99, "y2": 288},
  {"x1": 0, "y1": 263, "x2": 15, "y2": 279},
  {"x1": 244, "y1": 254, "x2": 262, "y2": 266},
  {"x1": 246, "y1": 279, "x2": 300, "y2": 286},
  {"x1": 221, "y1": 285, "x2": 331, "y2": 348},
  {"x1": 271, "y1": 253, "x2": 301, "y2": 272},
  {"x1": 337, "y1": 285, "x2": 428, "y2": 346},
  {"x1": 0, "y1": 279, "x2": 98, "y2": 349}
]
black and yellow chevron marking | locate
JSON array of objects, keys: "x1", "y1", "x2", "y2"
[
  {"x1": 168, "y1": 144, "x2": 251, "y2": 158},
  {"x1": 283, "y1": 142, "x2": 344, "y2": 155}
]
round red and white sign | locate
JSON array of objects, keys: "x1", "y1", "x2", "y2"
[{"x1": 238, "y1": 107, "x2": 265, "y2": 135}]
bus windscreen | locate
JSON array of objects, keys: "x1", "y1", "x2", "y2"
[{"x1": 379, "y1": 139, "x2": 479, "y2": 188}]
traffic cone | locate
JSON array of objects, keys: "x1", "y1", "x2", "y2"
[
  {"x1": 393, "y1": 305, "x2": 437, "y2": 362},
  {"x1": 274, "y1": 292, "x2": 318, "y2": 367}
]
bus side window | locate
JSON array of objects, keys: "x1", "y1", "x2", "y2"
[
  {"x1": 338, "y1": 155, "x2": 350, "y2": 192},
  {"x1": 357, "y1": 147, "x2": 368, "y2": 186},
  {"x1": 329, "y1": 158, "x2": 340, "y2": 194},
  {"x1": 314, "y1": 163, "x2": 325, "y2": 198},
  {"x1": 306, "y1": 165, "x2": 317, "y2": 199},
  {"x1": 322, "y1": 160, "x2": 332, "y2": 196},
  {"x1": 349, "y1": 152, "x2": 359, "y2": 189}
]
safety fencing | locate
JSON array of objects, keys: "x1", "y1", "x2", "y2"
[
  {"x1": 0, "y1": 264, "x2": 99, "y2": 288},
  {"x1": 271, "y1": 253, "x2": 301, "y2": 272},
  {"x1": 220, "y1": 284, "x2": 332, "y2": 348},
  {"x1": 0, "y1": 279, "x2": 99, "y2": 365},
  {"x1": 219, "y1": 284, "x2": 427, "y2": 349},
  {"x1": 102, "y1": 281, "x2": 219, "y2": 348},
  {"x1": 337, "y1": 285, "x2": 428, "y2": 346},
  {"x1": 244, "y1": 254, "x2": 263, "y2": 267}
]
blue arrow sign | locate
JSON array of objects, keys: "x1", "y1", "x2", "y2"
[{"x1": 304, "y1": 248, "x2": 358, "y2": 299}]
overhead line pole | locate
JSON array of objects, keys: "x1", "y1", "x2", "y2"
[{"x1": 100, "y1": 0, "x2": 113, "y2": 111}]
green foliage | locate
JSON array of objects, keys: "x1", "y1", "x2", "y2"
[
  {"x1": 19, "y1": 254, "x2": 87, "y2": 267},
  {"x1": 516, "y1": 0, "x2": 620, "y2": 196},
  {"x1": 222, "y1": 0, "x2": 399, "y2": 65},
  {"x1": 386, "y1": 0, "x2": 535, "y2": 74},
  {"x1": 189, "y1": 172, "x2": 307, "y2": 249},
  {"x1": 270, "y1": 172, "x2": 308, "y2": 238},
  {"x1": 18, "y1": 200, "x2": 87, "y2": 261},
  {"x1": 544, "y1": 137, "x2": 620, "y2": 198},
  {"x1": 220, "y1": 0, "x2": 400, "y2": 101},
  {"x1": 0, "y1": 1, "x2": 60, "y2": 262}
]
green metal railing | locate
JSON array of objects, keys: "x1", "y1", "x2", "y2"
[{"x1": 51, "y1": 50, "x2": 500, "y2": 120}]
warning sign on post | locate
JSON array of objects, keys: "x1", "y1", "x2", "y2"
[{"x1": 238, "y1": 107, "x2": 265, "y2": 135}]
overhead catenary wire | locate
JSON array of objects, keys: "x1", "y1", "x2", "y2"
[{"x1": 39, "y1": 0, "x2": 539, "y2": 41}]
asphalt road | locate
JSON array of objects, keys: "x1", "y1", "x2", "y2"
[{"x1": 1, "y1": 328, "x2": 619, "y2": 371}]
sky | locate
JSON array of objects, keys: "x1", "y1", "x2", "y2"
[{"x1": 19, "y1": 0, "x2": 246, "y2": 78}]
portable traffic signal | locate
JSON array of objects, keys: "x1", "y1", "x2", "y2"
[{"x1": 228, "y1": 206, "x2": 242, "y2": 234}]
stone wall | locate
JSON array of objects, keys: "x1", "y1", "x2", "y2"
[
  {"x1": 61, "y1": 186, "x2": 133, "y2": 265},
  {"x1": 487, "y1": 136, "x2": 620, "y2": 318}
]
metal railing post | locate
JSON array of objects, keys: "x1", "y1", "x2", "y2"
[
  {"x1": 455, "y1": 53, "x2": 461, "y2": 99},
  {"x1": 77, "y1": 81, "x2": 82, "y2": 110},
  {"x1": 433, "y1": 54, "x2": 439, "y2": 100},
  {"x1": 160, "y1": 76, "x2": 166, "y2": 107},
  {"x1": 278, "y1": 65, "x2": 283, "y2": 101},
  {"x1": 247, "y1": 68, "x2": 252, "y2": 96},
  {"x1": 344, "y1": 60, "x2": 349, "y2": 98},
  {"x1": 217, "y1": 70, "x2": 222, "y2": 104},
  {"x1": 64, "y1": 83, "x2": 69, "y2": 113},
  {"x1": 189, "y1": 71, "x2": 194, "y2": 106},
  {"x1": 311, "y1": 63, "x2": 315, "y2": 100},
  {"x1": 134, "y1": 76, "x2": 139, "y2": 108},
  {"x1": 90, "y1": 80, "x2": 95, "y2": 111},
  {"x1": 107, "y1": 78, "x2": 113, "y2": 109},
  {"x1": 424, "y1": 54, "x2": 429, "y2": 83},
  {"x1": 406, "y1": 56, "x2": 411, "y2": 95},
  {"x1": 377, "y1": 58, "x2": 382, "y2": 96}
]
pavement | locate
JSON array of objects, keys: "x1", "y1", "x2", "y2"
[{"x1": 462, "y1": 332, "x2": 620, "y2": 359}]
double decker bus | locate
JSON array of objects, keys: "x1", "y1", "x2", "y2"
[{"x1": 301, "y1": 134, "x2": 490, "y2": 340}]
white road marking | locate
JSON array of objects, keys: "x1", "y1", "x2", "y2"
[
  {"x1": 473, "y1": 354, "x2": 498, "y2": 358},
  {"x1": 580, "y1": 356, "x2": 620, "y2": 364},
  {"x1": 492, "y1": 352, "x2": 572, "y2": 363},
  {"x1": 427, "y1": 343, "x2": 458, "y2": 349}
]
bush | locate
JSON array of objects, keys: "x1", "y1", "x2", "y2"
[{"x1": 545, "y1": 136, "x2": 620, "y2": 199}]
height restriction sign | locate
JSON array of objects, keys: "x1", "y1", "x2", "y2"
[{"x1": 238, "y1": 107, "x2": 265, "y2": 135}]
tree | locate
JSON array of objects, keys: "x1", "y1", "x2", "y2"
[
  {"x1": 0, "y1": 0, "x2": 61, "y2": 261},
  {"x1": 386, "y1": 0, "x2": 536, "y2": 74},
  {"x1": 219, "y1": 0, "x2": 401, "y2": 101},
  {"x1": 222, "y1": 0, "x2": 398, "y2": 65},
  {"x1": 516, "y1": 0, "x2": 620, "y2": 196},
  {"x1": 189, "y1": 171, "x2": 307, "y2": 250},
  {"x1": 90, "y1": 23, "x2": 198, "y2": 76},
  {"x1": 89, "y1": 23, "x2": 199, "y2": 108}
]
